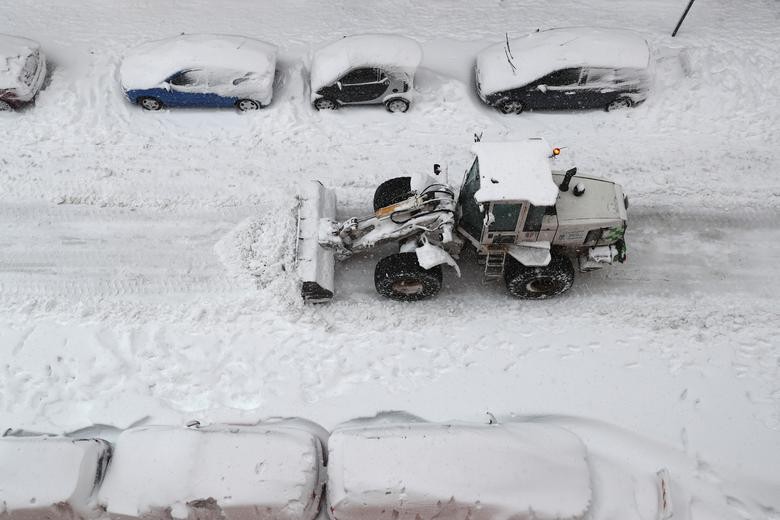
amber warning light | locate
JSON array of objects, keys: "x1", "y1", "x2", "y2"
[{"x1": 552, "y1": 147, "x2": 561, "y2": 156}]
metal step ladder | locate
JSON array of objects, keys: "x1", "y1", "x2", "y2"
[{"x1": 483, "y1": 249, "x2": 507, "y2": 282}]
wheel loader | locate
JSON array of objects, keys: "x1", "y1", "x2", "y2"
[{"x1": 296, "y1": 138, "x2": 628, "y2": 303}]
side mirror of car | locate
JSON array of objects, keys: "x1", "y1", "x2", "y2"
[
  {"x1": 537, "y1": 84, "x2": 548, "y2": 93},
  {"x1": 336, "y1": 81, "x2": 342, "y2": 90}
]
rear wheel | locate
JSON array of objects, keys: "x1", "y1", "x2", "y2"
[
  {"x1": 385, "y1": 98, "x2": 410, "y2": 113},
  {"x1": 606, "y1": 97, "x2": 633, "y2": 111},
  {"x1": 497, "y1": 100, "x2": 524, "y2": 114},
  {"x1": 373, "y1": 177, "x2": 412, "y2": 211},
  {"x1": 139, "y1": 97, "x2": 163, "y2": 111},
  {"x1": 504, "y1": 253, "x2": 574, "y2": 299},
  {"x1": 236, "y1": 99, "x2": 261, "y2": 111},
  {"x1": 375, "y1": 252, "x2": 442, "y2": 301},
  {"x1": 314, "y1": 98, "x2": 338, "y2": 110},
  {"x1": 0, "y1": 100, "x2": 13, "y2": 111}
]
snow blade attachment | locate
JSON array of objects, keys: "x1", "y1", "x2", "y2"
[{"x1": 297, "y1": 181, "x2": 336, "y2": 303}]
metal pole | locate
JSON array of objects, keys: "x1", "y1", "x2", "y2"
[{"x1": 672, "y1": 0, "x2": 697, "y2": 37}]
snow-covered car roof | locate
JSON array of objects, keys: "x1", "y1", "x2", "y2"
[
  {"x1": 472, "y1": 139, "x2": 561, "y2": 206},
  {"x1": 0, "y1": 34, "x2": 41, "y2": 90},
  {"x1": 119, "y1": 34, "x2": 277, "y2": 92},
  {"x1": 0, "y1": 436, "x2": 108, "y2": 518},
  {"x1": 98, "y1": 424, "x2": 323, "y2": 520},
  {"x1": 310, "y1": 34, "x2": 422, "y2": 93},
  {"x1": 476, "y1": 27, "x2": 651, "y2": 96},
  {"x1": 328, "y1": 422, "x2": 592, "y2": 520}
]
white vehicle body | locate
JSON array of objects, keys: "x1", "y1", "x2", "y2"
[
  {"x1": 97, "y1": 423, "x2": 325, "y2": 520},
  {"x1": 0, "y1": 35, "x2": 46, "y2": 108},
  {"x1": 0, "y1": 436, "x2": 110, "y2": 520}
]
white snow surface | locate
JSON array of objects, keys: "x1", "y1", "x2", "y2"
[
  {"x1": 98, "y1": 425, "x2": 322, "y2": 520},
  {"x1": 310, "y1": 34, "x2": 422, "y2": 94},
  {"x1": 476, "y1": 27, "x2": 651, "y2": 96},
  {"x1": 0, "y1": 437, "x2": 106, "y2": 518},
  {"x1": 328, "y1": 422, "x2": 591, "y2": 520},
  {"x1": 119, "y1": 34, "x2": 277, "y2": 102},
  {"x1": 472, "y1": 140, "x2": 560, "y2": 205},
  {"x1": 0, "y1": 34, "x2": 39, "y2": 89},
  {"x1": 1, "y1": 1, "x2": 779, "y2": 519}
]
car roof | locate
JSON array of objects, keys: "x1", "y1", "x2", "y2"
[
  {"x1": 476, "y1": 27, "x2": 651, "y2": 95},
  {"x1": 473, "y1": 139, "x2": 561, "y2": 206},
  {"x1": 310, "y1": 34, "x2": 422, "y2": 93},
  {"x1": 119, "y1": 33, "x2": 277, "y2": 90},
  {"x1": 0, "y1": 34, "x2": 40, "y2": 89}
]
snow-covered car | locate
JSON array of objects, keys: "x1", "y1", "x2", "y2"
[
  {"x1": 119, "y1": 34, "x2": 277, "y2": 112},
  {"x1": 310, "y1": 34, "x2": 422, "y2": 113},
  {"x1": 475, "y1": 27, "x2": 653, "y2": 114},
  {"x1": 0, "y1": 435, "x2": 111, "y2": 520},
  {"x1": 98, "y1": 422, "x2": 326, "y2": 520},
  {"x1": 0, "y1": 34, "x2": 46, "y2": 111}
]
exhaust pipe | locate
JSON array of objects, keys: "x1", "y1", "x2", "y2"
[
  {"x1": 559, "y1": 167, "x2": 577, "y2": 192},
  {"x1": 297, "y1": 181, "x2": 337, "y2": 302}
]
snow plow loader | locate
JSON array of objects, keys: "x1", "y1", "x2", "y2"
[{"x1": 296, "y1": 138, "x2": 628, "y2": 303}]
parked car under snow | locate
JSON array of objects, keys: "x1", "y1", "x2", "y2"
[
  {"x1": 98, "y1": 422, "x2": 325, "y2": 520},
  {"x1": 310, "y1": 34, "x2": 422, "y2": 113},
  {"x1": 475, "y1": 27, "x2": 653, "y2": 114},
  {"x1": 0, "y1": 435, "x2": 111, "y2": 520},
  {"x1": 0, "y1": 34, "x2": 46, "y2": 111},
  {"x1": 119, "y1": 34, "x2": 277, "y2": 112}
]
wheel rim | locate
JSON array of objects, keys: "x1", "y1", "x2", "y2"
[
  {"x1": 609, "y1": 99, "x2": 630, "y2": 110},
  {"x1": 141, "y1": 99, "x2": 160, "y2": 110},
  {"x1": 500, "y1": 101, "x2": 522, "y2": 114},
  {"x1": 0, "y1": 101, "x2": 11, "y2": 111},
  {"x1": 392, "y1": 279, "x2": 424, "y2": 295},
  {"x1": 317, "y1": 99, "x2": 335, "y2": 110},
  {"x1": 388, "y1": 100, "x2": 408, "y2": 112},
  {"x1": 525, "y1": 277, "x2": 557, "y2": 294},
  {"x1": 239, "y1": 100, "x2": 258, "y2": 111}
]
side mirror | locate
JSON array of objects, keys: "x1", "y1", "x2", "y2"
[
  {"x1": 433, "y1": 164, "x2": 441, "y2": 175},
  {"x1": 336, "y1": 81, "x2": 342, "y2": 90},
  {"x1": 537, "y1": 84, "x2": 548, "y2": 93}
]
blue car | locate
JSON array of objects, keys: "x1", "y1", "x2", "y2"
[{"x1": 119, "y1": 34, "x2": 277, "y2": 111}]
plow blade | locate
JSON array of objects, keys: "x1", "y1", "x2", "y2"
[{"x1": 296, "y1": 181, "x2": 337, "y2": 303}]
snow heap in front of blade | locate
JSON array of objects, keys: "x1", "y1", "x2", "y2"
[
  {"x1": 309, "y1": 34, "x2": 422, "y2": 102},
  {"x1": 327, "y1": 422, "x2": 592, "y2": 520},
  {"x1": 0, "y1": 436, "x2": 110, "y2": 520},
  {"x1": 98, "y1": 424, "x2": 325, "y2": 520},
  {"x1": 119, "y1": 34, "x2": 277, "y2": 105}
]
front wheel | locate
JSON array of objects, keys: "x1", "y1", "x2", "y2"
[
  {"x1": 373, "y1": 177, "x2": 412, "y2": 211},
  {"x1": 314, "y1": 98, "x2": 338, "y2": 110},
  {"x1": 606, "y1": 97, "x2": 633, "y2": 112},
  {"x1": 236, "y1": 99, "x2": 261, "y2": 111},
  {"x1": 385, "y1": 98, "x2": 410, "y2": 113},
  {"x1": 504, "y1": 253, "x2": 574, "y2": 299},
  {"x1": 375, "y1": 252, "x2": 442, "y2": 301},
  {"x1": 0, "y1": 100, "x2": 13, "y2": 111},
  {"x1": 497, "y1": 100, "x2": 524, "y2": 114},
  {"x1": 139, "y1": 97, "x2": 163, "y2": 111}
]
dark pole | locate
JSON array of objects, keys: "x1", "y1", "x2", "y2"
[{"x1": 672, "y1": 0, "x2": 697, "y2": 37}]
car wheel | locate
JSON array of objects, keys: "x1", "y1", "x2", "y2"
[
  {"x1": 0, "y1": 100, "x2": 13, "y2": 111},
  {"x1": 375, "y1": 252, "x2": 442, "y2": 302},
  {"x1": 236, "y1": 99, "x2": 261, "y2": 111},
  {"x1": 385, "y1": 98, "x2": 410, "y2": 113},
  {"x1": 606, "y1": 97, "x2": 633, "y2": 112},
  {"x1": 373, "y1": 177, "x2": 413, "y2": 211},
  {"x1": 314, "y1": 98, "x2": 338, "y2": 110},
  {"x1": 504, "y1": 253, "x2": 574, "y2": 299},
  {"x1": 497, "y1": 100, "x2": 524, "y2": 114},
  {"x1": 139, "y1": 97, "x2": 163, "y2": 111}
]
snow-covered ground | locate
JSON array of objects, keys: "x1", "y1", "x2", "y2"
[{"x1": 1, "y1": 0, "x2": 778, "y2": 517}]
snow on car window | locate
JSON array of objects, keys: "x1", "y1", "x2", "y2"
[
  {"x1": 169, "y1": 69, "x2": 208, "y2": 87},
  {"x1": 543, "y1": 68, "x2": 581, "y2": 87}
]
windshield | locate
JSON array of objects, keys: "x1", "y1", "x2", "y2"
[{"x1": 20, "y1": 52, "x2": 39, "y2": 86}]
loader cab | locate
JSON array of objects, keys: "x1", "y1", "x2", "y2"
[{"x1": 458, "y1": 155, "x2": 558, "y2": 248}]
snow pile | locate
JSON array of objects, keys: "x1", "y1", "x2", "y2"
[
  {"x1": 310, "y1": 34, "x2": 422, "y2": 95},
  {"x1": 119, "y1": 34, "x2": 277, "y2": 103},
  {"x1": 0, "y1": 34, "x2": 39, "y2": 90},
  {"x1": 0, "y1": 436, "x2": 110, "y2": 520},
  {"x1": 327, "y1": 422, "x2": 592, "y2": 520},
  {"x1": 472, "y1": 140, "x2": 560, "y2": 205},
  {"x1": 475, "y1": 27, "x2": 651, "y2": 95},
  {"x1": 98, "y1": 425, "x2": 324, "y2": 520}
]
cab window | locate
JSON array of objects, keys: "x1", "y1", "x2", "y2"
[
  {"x1": 489, "y1": 204, "x2": 521, "y2": 232},
  {"x1": 523, "y1": 205, "x2": 548, "y2": 232},
  {"x1": 458, "y1": 159, "x2": 484, "y2": 239},
  {"x1": 341, "y1": 68, "x2": 384, "y2": 85}
]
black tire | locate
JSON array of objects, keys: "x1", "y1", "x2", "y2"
[
  {"x1": 236, "y1": 99, "x2": 261, "y2": 111},
  {"x1": 138, "y1": 97, "x2": 163, "y2": 111},
  {"x1": 373, "y1": 177, "x2": 413, "y2": 211},
  {"x1": 375, "y1": 252, "x2": 442, "y2": 302},
  {"x1": 606, "y1": 97, "x2": 633, "y2": 112},
  {"x1": 385, "y1": 98, "x2": 410, "y2": 113},
  {"x1": 504, "y1": 253, "x2": 574, "y2": 299},
  {"x1": 314, "y1": 98, "x2": 338, "y2": 110},
  {"x1": 497, "y1": 99, "x2": 524, "y2": 114}
]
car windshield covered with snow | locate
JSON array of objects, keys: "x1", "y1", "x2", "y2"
[
  {"x1": 475, "y1": 27, "x2": 652, "y2": 114},
  {"x1": 0, "y1": 34, "x2": 47, "y2": 111},
  {"x1": 119, "y1": 34, "x2": 277, "y2": 111},
  {"x1": 310, "y1": 34, "x2": 422, "y2": 113}
]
